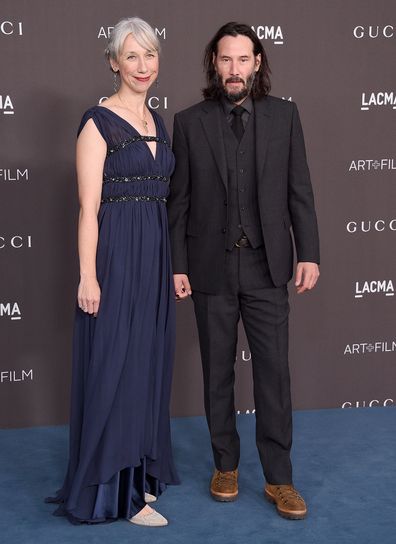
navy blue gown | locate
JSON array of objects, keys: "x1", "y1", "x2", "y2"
[{"x1": 47, "y1": 105, "x2": 180, "y2": 524}]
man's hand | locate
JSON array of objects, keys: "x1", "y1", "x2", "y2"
[
  {"x1": 174, "y1": 274, "x2": 192, "y2": 301},
  {"x1": 295, "y1": 262, "x2": 320, "y2": 294}
]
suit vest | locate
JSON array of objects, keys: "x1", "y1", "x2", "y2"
[{"x1": 221, "y1": 110, "x2": 264, "y2": 251}]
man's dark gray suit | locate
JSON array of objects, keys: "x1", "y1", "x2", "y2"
[{"x1": 167, "y1": 95, "x2": 319, "y2": 484}]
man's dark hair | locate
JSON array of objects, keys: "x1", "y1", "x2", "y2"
[{"x1": 202, "y1": 22, "x2": 271, "y2": 100}]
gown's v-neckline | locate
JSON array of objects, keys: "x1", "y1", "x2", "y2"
[{"x1": 97, "y1": 105, "x2": 159, "y2": 161}]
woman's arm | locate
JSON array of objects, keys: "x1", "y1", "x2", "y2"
[{"x1": 76, "y1": 119, "x2": 106, "y2": 315}]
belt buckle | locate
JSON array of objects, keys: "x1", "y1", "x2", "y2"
[{"x1": 235, "y1": 235, "x2": 248, "y2": 248}]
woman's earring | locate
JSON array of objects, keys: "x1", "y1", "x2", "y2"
[
  {"x1": 156, "y1": 78, "x2": 159, "y2": 88},
  {"x1": 113, "y1": 70, "x2": 119, "y2": 93}
]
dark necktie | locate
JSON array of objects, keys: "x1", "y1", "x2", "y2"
[{"x1": 231, "y1": 105, "x2": 245, "y2": 143}]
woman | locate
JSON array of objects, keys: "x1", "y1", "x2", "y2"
[{"x1": 46, "y1": 17, "x2": 179, "y2": 527}]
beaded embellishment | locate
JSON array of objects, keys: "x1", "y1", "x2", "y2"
[
  {"x1": 101, "y1": 195, "x2": 167, "y2": 204},
  {"x1": 103, "y1": 174, "x2": 169, "y2": 184},
  {"x1": 107, "y1": 135, "x2": 169, "y2": 157}
]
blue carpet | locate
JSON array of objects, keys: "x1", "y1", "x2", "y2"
[{"x1": 0, "y1": 408, "x2": 395, "y2": 544}]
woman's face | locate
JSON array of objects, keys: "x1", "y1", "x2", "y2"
[{"x1": 112, "y1": 33, "x2": 159, "y2": 94}]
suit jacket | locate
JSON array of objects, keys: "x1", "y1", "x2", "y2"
[{"x1": 167, "y1": 95, "x2": 320, "y2": 294}]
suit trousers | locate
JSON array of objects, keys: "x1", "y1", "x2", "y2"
[{"x1": 192, "y1": 244, "x2": 293, "y2": 484}]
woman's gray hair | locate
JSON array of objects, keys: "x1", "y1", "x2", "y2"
[{"x1": 105, "y1": 17, "x2": 160, "y2": 62}]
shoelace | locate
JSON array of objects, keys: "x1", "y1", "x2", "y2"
[
  {"x1": 215, "y1": 471, "x2": 236, "y2": 487},
  {"x1": 275, "y1": 486, "x2": 303, "y2": 505}
]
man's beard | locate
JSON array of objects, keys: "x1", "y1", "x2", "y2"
[{"x1": 218, "y1": 72, "x2": 256, "y2": 102}]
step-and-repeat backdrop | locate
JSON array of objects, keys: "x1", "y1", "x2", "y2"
[{"x1": 1, "y1": 0, "x2": 395, "y2": 427}]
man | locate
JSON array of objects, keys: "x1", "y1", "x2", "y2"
[{"x1": 167, "y1": 22, "x2": 320, "y2": 520}]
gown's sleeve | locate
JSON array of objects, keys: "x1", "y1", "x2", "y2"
[{"x1": 77, "y1": 107, "x2": 107, "y2": 141}]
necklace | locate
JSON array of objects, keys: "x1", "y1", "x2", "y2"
[{"x1": 117, "y1": 92, "x2": 148, "y2": 134}]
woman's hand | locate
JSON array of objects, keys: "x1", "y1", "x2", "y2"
[
  {"x1": 77, "y1": 276, "x2": 101, "y2": 316},
  {"x1": 174, "y1": 274, "x2": 192, "y2": 301}
]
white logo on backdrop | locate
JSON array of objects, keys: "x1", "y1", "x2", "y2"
[
  {"x1": 346, "y1": 219, "x2": 396, "y2": 233},
  {"x1": 354, "y1": 280, "x2": 394, "y2": 299},
  {"x1": 0, "y1": 168, "x2": 29, "y2": 182},
  {"x1": 236, "y1": 409, "x2": 256, "y2": 415},
  {"x1": 0, "y1": 21, "x2": 23, "y2": 35},
  {"x1": 236, "y1": 350, "x2": 251, "y2": 362},
  {"x1": 0, "y1": 302, "x2": 22, "y2": 321},
  {"x1": 0, "y1": 369, "x2": 33, "y2": 383},
  {"x1": 147, "y1": 96, "x2": 168, "y2": 110},
  {"x1": 252, "y1": 25, "x2": 284, "y2": 45},
  {"x1": 342, "y1": 399, "x2": 394, "y2": 408},
  {"x1": 353, "y1": 25, "x2": 394, "y2": 39},
  {"x1": 0, "y1": 95, "x2": 14, "y2": 115},
  {"x1": 349, "y1": 159, "x2": 396, "y2": 172},
  {"x1": 361, "y1": 91, "x2": 396, "y2": 111},
  {"x1": 344, "y1": 341, "x2": 396, "y2": 355},
  {"x1": 99, "y1": 96, "x2": 168, "y2": 110},
  {"x1": 97, "y1": 26, "x2": 166, "y2": 39},
  {"x1": 0, "y1": 235, "x2": 32, "y2": 249}
]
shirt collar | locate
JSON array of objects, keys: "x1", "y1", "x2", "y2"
[{"x1": 221, "y1": 95, "x2": 253, "y2": 116}]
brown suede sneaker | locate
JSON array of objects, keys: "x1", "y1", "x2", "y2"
[
  {"x1": 265, "y1": 484, "x2": 307, "y2": 520},
  {"x1": 210, "y1": 469, "x2": 238, "y2": 502}
]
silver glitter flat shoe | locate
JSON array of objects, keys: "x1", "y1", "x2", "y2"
[
  {"x1": 129, "y1": 508, "x2": 168, "y2": 527},
  {"x1": 144, "y1": 492, "x2": 157, "y2": 503}
]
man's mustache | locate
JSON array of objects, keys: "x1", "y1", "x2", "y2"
[{"x1": 225, "y1": 76, "x2": 245, "y2": 84}]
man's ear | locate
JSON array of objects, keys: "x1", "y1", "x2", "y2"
[{"x1": 255, "y1": 53, "x2": 262, "y2": 72}]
